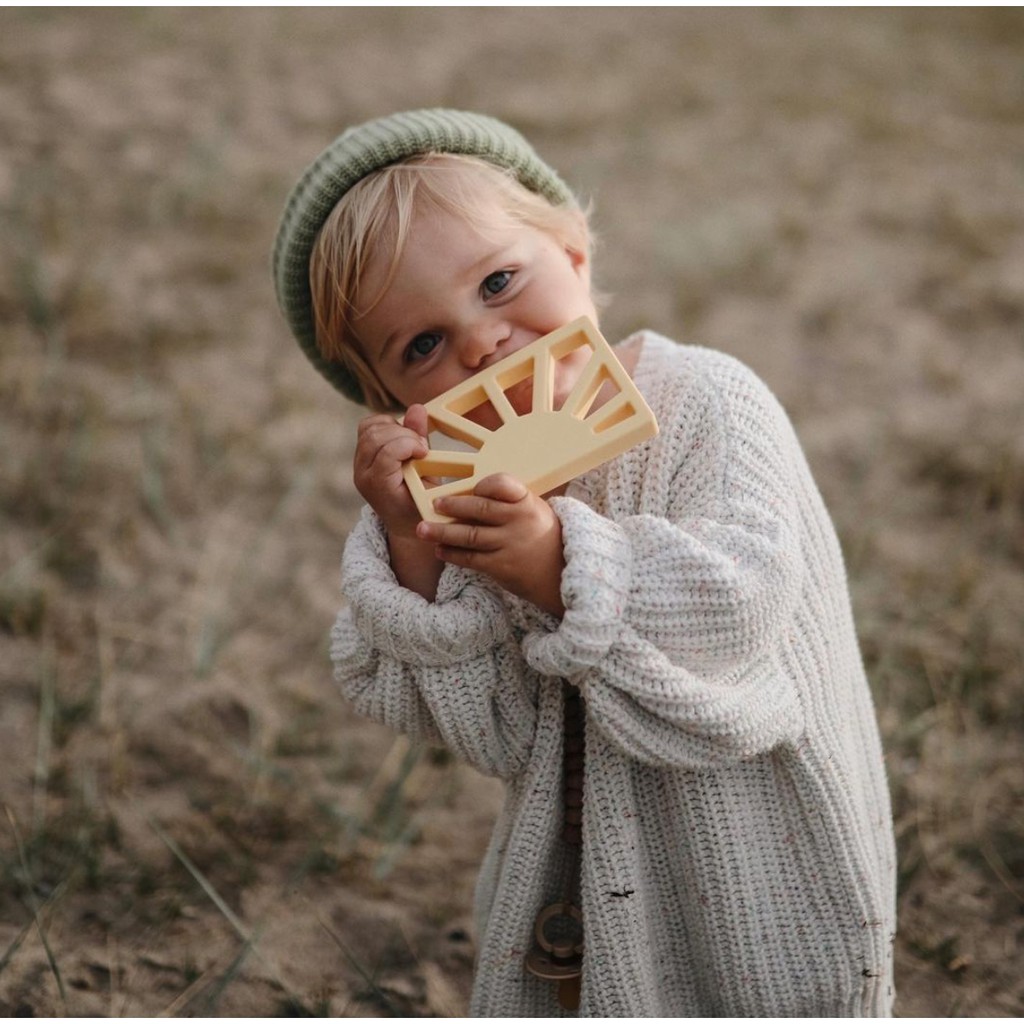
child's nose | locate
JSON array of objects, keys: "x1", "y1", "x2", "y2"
[{"x1": 460, "y1": 320, "x2": 511, "y2": 369}]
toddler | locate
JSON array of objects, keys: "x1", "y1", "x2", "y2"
[{"x1": 272, "y1": 109, "x2": 897, "y2": 1016}]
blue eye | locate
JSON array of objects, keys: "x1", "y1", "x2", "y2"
[
  {"x1": 406, "y1": 333, "x2": 442, "y2": 362},
  {"x1": 482, "y1": 270, "x2": 512, "y2": 297}
]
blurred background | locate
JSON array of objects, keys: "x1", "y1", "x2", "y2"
[{"x1": 1, "y1": 8, "x2": 1022, "y2": 1016}]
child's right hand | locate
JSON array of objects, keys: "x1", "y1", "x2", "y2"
[{"x1": 353, "y1": 404, "x2": 430, "y2": 540}]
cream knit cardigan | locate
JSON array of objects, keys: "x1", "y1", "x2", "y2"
[{"x1": 331, "y1": 333, "x2": 897, "y2": 1017}]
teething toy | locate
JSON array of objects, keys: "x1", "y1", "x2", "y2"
[{"x1": 402, "y1": 317, "x2": 659, "y2": 523}]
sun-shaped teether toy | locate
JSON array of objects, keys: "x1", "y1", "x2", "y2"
[{"x1": 402, "y1": 317, "x2": 659, "y2": 523}]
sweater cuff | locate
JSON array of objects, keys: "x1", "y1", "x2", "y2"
[
  {"x1": 342, "y1": 507, "x2": 512, "y2": 667},
  {"x1": 522, "y1": 497, "x2": 632, "y2": 678}
]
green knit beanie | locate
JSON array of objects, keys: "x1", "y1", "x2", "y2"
[{"x1": 271, "y1": 108, "x2": 575, "y2": 403}]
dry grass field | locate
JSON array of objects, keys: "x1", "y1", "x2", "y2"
[{"x1": 1, "y1": 8, "x2": 1022, "y2": 1017}]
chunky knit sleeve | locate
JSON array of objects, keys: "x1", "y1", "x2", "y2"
[
  {"x1": 331, "y1": 507, "x2": 538, "y2": 778},
  {"x1": 522, "y1": 352, "x2": 806, "y2": 769}
]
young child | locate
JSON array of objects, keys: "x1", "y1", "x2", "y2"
[{"x1": 272, "y1": 109, "x2": 897, "y2": 1017}]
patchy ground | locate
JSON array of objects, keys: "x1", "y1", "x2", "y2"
[{"x1": 1, "y1": 8, "x2": 1022, "y2": 1017}]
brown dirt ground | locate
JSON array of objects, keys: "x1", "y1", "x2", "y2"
[{"x1": 1, "y1": 7, "x2": 1022, "y2": 1017}]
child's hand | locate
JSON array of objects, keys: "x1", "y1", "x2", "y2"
[
  {"x1": 353, "y1": 404, "x2": 430, "y2": 539},
  {"x1": 417, "y1": 474, "x2": 566, "y2": 617}
]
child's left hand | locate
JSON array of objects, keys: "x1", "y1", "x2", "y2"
[{"x1": 416, "y1": 474, "x2": 566, "y2": 618}]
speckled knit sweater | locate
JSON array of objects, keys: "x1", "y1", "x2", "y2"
[{"x1": 331, "y1": 333, "x2": 897, "y2": 1017}]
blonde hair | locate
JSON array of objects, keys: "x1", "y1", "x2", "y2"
[{"x1": 309, "y1": 153, "x2": 593, "y2": 411}]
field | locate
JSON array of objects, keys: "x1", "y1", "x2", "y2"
[{"x1": 1, "y1": 8, "x2": 1022, "y2": 1016}]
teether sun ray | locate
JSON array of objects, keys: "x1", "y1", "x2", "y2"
[{"x1": 402, "y1": 317, "x2": 659, "y2": 523}]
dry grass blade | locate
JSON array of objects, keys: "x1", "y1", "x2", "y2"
[
  {"x1": 4, "y1": 807, "x2": 69, "y2": 1014},
  {"x1": 178, "y1": 934, "x2": 261, "y2": 1017},
  {"x1": 31, "y1": 634, "x2": 56, "y2": 839},
  {"x1": 156, "y1": 962, "x2": 218, "y2": 1018},
  {"x1": 979, "y1": 841, "x2": 1024, "y2": 905},
  {"x1": 312, "y1": 908, "x2": 399, "y2": 1016},
  {"x1": 145, "y1": 813, "x2": 314, "y2": 1014},
  {"x1": 145, "y1": 815, "x2": 247, "y2": 938},
  {"x1": 0, "y1": 915, "x2": 34, "y2": 976}
]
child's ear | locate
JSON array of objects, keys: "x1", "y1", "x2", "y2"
[
  {"x1": 566, "y1": 243, "x2": 592, "y2": 292},
  {"x1": 563, "y1": 210, "x2": 592, "y2": 286}
]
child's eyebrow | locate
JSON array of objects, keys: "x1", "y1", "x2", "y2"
[{"x1": 466, "y1": 245, "x2": 513, "y2": 277}]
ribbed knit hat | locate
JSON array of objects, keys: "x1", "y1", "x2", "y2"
[{"x1": 272, "y1": 108, "x2": 575, "y2": 403}]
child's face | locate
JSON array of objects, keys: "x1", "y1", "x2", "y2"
[{"x1": 351, "y1": 198, "x2": 599, "y2": 417}]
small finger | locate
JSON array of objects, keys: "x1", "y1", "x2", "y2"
[
  {"x1": 432, "y1": 493, "x2": 510, "y2": 524},
  {"x1": 370, "y1": 420, "x2": 426, "y2": 447},
  {"x1": 402, "y1": 404, "x2": 430, "y2": 439},
  {"x1": 357, "y1": 428, "x2": 424, "y2": 467},
  {"x1": 417, "y1": 521, "x2": 497, "y2": 551},
  {"x1": 473, "y1": 473, "x2": 530, "y2": 504},
  {"x1": 357, "y1": 413, "x2": 409, "y2": 443}
]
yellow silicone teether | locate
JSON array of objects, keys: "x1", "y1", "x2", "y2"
[{"x1": 402, "y1": 317, "x2": 659, "y2": 523}]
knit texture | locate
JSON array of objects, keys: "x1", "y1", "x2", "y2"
[
  {"x1": 331, "y1": 334, "x2": 897, "y2": 1016},
  {"x1": 271, "y1": 108, "x2": 574, "y2": 403}
]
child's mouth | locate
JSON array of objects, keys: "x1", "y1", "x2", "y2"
[{"x1": 504, "y1": 377, "x2": 535, "y2": 417}]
